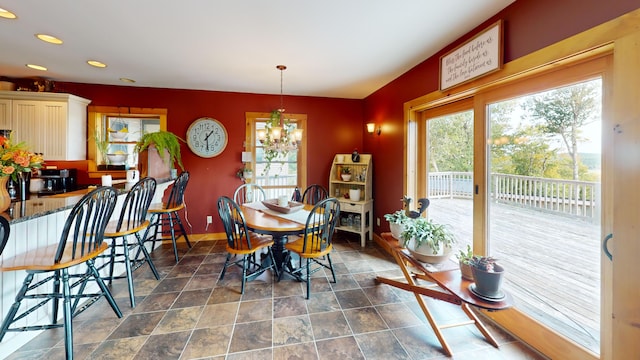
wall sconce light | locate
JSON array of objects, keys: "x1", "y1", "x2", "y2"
[{"x1": 367, "y1": 122, "x2": 381, "y2": 136}]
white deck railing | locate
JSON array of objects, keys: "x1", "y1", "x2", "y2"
[{"x1": 428, "y1": 172, "x2": 599, "y2": 220}]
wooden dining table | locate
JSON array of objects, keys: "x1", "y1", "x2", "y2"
[{"x1": 241, "y1": 203, "x2": 313, "y2": 272}]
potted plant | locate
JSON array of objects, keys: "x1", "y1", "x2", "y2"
[
  {"x1": 340, "y1": 166, "x2": 352, "y2": 181},
  {"x1": 456, "y1": 244, "x2": 475, "y2": 280},
  {"x1": 400, "y1": 217, "x2": 455, "y2": 263},
  {"x1": 134, "y1": 130, "x2": 185, "y2": 171},
  {"x1": 468, "y1": 255, "x2": 505, "y2": 299},
  {"x1": 384, "y1": 210, "x2": 409, "y2": 240}
]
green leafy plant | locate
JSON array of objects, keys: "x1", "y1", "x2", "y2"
[
  {"x1": 456, "y1": 244, "x2": 474, "y2": 265},
  {"x1": 400, "y1": 217, "x2": 455, "y2": 253},
  {"x1": 468, "y1": 255, "x2": 499, "y2": 272},
  {"x1": 341, "y1": 166, "x2": 351, "y2": 174},
  {"x1": 384, "y1": 210, "x2": 408, "y2": 225},
  {"x1": 94, "y1": 133, "x2": 110, "y2": 164},
  {"x1": 134, "y1": 130, "x2": 185, "y2": 170}
]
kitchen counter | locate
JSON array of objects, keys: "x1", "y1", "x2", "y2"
[{"x1": 3, "y1": 178, "x2": 172, "y2": 224}]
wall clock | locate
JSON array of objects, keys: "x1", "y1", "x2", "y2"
[{"x1": 186, "y1": 117, "x2": 228, "y2": 158}]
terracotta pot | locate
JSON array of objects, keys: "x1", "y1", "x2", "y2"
[
  {"x1": 0, "y1": 176, "x2": 10, "y2": 213},
  {"x1": 459, "y1": 261, "x2": 474, "y2": 281}
]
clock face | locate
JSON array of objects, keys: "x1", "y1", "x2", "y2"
[{"x1": 186, "y1": 117, "x2": 228, "y2": 158}]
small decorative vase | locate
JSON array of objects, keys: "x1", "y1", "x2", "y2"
[
  {"x1": 0, "y1": 176, "x2": 11, "y2": 213},
  {"x1": 341, "y1": 174, "x2": 351, "y2": 181}
]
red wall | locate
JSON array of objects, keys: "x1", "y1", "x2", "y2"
[
  {"x1": 55, "y1": 82, "x2": 363, "y2": 233},
  {"x1": 53, "y1": 0, "x2": 639, "y2": 236},
  {"x1": 363, "y1": 0, "x2": 640, "y2": 233}
]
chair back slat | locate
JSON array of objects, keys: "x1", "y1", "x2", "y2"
[
  {"x1": 217, "y1": 196, "x2": 253, "y2": 250},
  {"x1": 55, "y1": 186, "x2": 118, "y2": 262},
  {"x1": 301, "y1": 197, "x2": 340, "y2": 252},
  {"x1": 117, "y1": 177, "x2": 157, "y2": 231},
  {"x1": 166, "y1": 171, "x2": 189, "y2": 209},
  {"x1": 233, "y1": 184, "x2": 266, "y2": 205},
  {"x1": 0, "y1": 216, "x2": 10, "y2": 256},
  {"x1": 301, "y1": 184, "x2": 328, "y2": 205}
]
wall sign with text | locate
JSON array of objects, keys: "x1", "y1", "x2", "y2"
[{"x1": 439, "y1": 20, "x2": 503, "y2": 91}]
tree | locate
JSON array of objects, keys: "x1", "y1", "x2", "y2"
[
  {"x1": 522, "y1": 80, "x2": 600, "y2": 180},
  {"x1": 428, "y1": 111, "x2": 473, "y2": 172}
]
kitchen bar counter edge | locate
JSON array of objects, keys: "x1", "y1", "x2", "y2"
[{"x1": 3, "y1": 177, "x2": 173, "y2": 224}]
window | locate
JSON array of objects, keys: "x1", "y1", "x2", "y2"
[
  {"x1": 244, "y1": 112, "x2": 307, "y2": 199},
  {"x1": 88, "y1": 106, "x2": 167, "y2": 170}
]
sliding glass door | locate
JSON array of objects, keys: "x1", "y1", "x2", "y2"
[{"x1": 486, "y1": 78, "x2": 602, "y2": 353}]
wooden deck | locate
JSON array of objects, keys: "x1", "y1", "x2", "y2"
[{"x1": 426, "y1": 198, "x2": 600, "y2": 353}]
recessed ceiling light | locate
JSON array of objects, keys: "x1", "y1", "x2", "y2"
[
  {"x1": 0, "y1": 8, "x2": 17, "y2": 19},
  {"x1": 36, "y1": 34, "x2": 63, "y2": 45},
  {"x1": 87, "y1": 60, "x2": 107, "y2": 68},
  {"x1": 26, "y1": 64, "x2": 47, "y2": 71},
  {"x1": 119, "y1": 78, "x2": 136, "y2": 83}
]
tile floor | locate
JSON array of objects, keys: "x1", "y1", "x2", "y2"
[{"x1": 6, "y1": 233, "x2": 547, "y2": 359}]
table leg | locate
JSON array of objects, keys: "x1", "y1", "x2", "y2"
[{"x1": 270, "y1": 234, "x2": 288, "y2": 270}]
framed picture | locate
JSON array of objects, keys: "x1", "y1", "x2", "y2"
[{"x1": 439, "y1": 20, "x2": 503, "y2": 91}]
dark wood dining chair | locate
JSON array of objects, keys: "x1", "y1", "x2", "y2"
[
  {"x1": 233, "y1": 183, "x2": 266, "y2": 205},
  {"x1": 301, "y1": 184, "x2": 328, "y2": 205},
  {"x1": 143, "y1": 171, "x2": 192, "y2": 263},
  {"x1": 217, "y1": 196, "x2": 278, "y2": 294},
  {"x1": 0, "y1": 187, "x2": 121, "y2": 360},
  {"x1": 98, "y1": 177, "x2": 160, "y2": 307},
  {"x1": 280, "y1": 197, "x2": 340, "y2": 299}
]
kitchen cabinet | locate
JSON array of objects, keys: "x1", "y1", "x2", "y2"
[
  {"x1": 328, "y1": 153, "x2": 373, "y2": 247},
  {"x1": 0, "y1": 91, "x2": 91, "y2": 160}
]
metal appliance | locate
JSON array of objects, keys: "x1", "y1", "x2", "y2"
[{"x1": 37, "y1": 169, "x2": 77, "y2": 195}]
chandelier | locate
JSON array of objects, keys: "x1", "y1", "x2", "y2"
[{"x1": 257, "y1": 65, "x2": 303, "y2": 155}]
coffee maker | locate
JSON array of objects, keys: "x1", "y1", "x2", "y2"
[{"x1": 36, "y1": 169, "x2": 77, "y2": 195}]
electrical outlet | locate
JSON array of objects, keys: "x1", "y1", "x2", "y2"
[
  {"x1": 206, "y1": 215, "x2": 213, "y2": 224},
  {"x1": 376, "y1": 217, "x2": 380, "y2": 226}
]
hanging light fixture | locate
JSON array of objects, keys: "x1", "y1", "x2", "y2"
[{"x1": 257, "y1": 65, "x2": 303, "y2": 156}]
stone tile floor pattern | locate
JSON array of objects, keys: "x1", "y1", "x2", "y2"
[{"x1": 5, "y1": 233, "x2": 547, "y2": 359}]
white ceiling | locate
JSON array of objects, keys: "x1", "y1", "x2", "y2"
[{"x1": 0, "y1": 1, "x2": 515, "y2": 99}]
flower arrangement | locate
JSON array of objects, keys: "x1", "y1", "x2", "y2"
[{"x1": 0, "y1": 135, "x2": 43, "y2": 181}]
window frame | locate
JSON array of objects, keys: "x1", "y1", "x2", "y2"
[{"x1": 244, "y1": 111, "x2": 307, "y2": 198}]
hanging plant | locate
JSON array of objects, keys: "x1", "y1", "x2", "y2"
[{"x1": 134, "y1": 130, "x2": 185, "y2": 170}]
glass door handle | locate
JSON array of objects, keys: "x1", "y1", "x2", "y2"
[{"x1": 602, "y1": 233, "x2": 613, "y2": 261}]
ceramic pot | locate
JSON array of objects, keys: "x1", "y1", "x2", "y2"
[
  {"x1": 406, "y1": 237, "x2": 452, "y2": 264},
  {"x1": 471, "y1": 264, "x2": 505, "y2": 297},
  {"x1": 341, "y1": 174, "x2": 351, "y2": 181},
  {"x1": 389, "y1": 222, "x2": 405, "y2": 240},
  {"x1": 348, "y1": 188, "x2": 361, "y2": 201},
  {"x1": 0, "y1": 176, "x2": 10, "y2": 212}
]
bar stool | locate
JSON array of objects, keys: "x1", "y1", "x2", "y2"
[
  {"x1": 99, "y1": 177, "x2": 160, "y2": 307},
  {"x1": 143, "y1": 171, "x2": 191, "y2": 263},
  {"x1": 0, "y1": 187, "x2": 121, "y2": 360}
]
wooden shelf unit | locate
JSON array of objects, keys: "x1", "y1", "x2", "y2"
[{"x1": 329, "y1": 153, "x2": 373, "y2": 247}]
